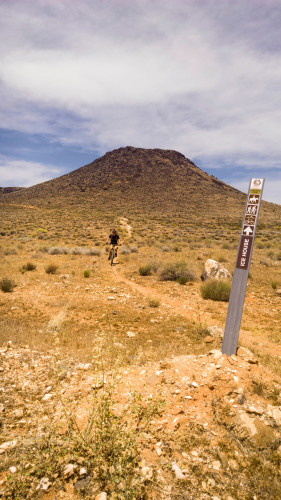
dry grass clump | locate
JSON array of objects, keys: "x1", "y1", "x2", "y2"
[
  {"x1": 0, "y1": 278, "x2": 16, "y2": 293},
  {"x1": 45, "y1": 264, "x2": 59, "y2": 275},
  {"x1": 139, "y1": 264, "x2": 153, "y2": 276},
  {"x1": 159, "y1": 261, "x2": 195, "y2": 284},
  {"x1": 200, "y1": 279, "x2": 231, "y2": 301}
]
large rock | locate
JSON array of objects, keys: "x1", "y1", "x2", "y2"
[{"x1": 201, "y1": 259, "x2": 231, "y2": 281}]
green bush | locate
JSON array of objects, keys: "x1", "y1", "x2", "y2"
[
  {"x1": 159, "y1": 261, "x2": 195, "y2": 283},
  {"x1": 272, "y1": 281, "x2": 277, "y2": 290},
  {"x1": 45, "y1": 264, "x2": 58, "y2": 275},
  {"x1": 139, "y1": 264, "x2": 152, "y2": 276},
  {"x1": 201, "y1": 279, "x2": 231, "y2": 301},
  {"x1": 83, "y1": 269, "x2": 90, "y2": 278},
  {"x1": 0, "y1": 278, "x2": 16, "y2": 292},
  {"x1": 21, "y1": 262, "x2": 37, "y2": 273}
]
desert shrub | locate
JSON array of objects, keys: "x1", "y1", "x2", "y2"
[
  {"x1": 139, "y1": 264, "x2": 152, "y2": 276},
  {"x1": 277, "y1": 252, "x2": 281, "y2": 261},
  {"x1": 21, "y1": 262, "x2": 37, "y2": 272},
  {"x1": 49, "y1": 246, "x2": 69, "y2": 255},
  {"x1": 159, "y1": 261, "x2": 195, "y2": 283},
  {"x1": 88, "y1": 247, "x2": 101, "y2": 256},
  {"x1": 119, "y1": 246, "x2": 131, "y2": 255},
  {"x1": 149, "y1": 297, "x2": 160, "y2": 307},
  {"x1": 4, "y1": 248, "x2": 18, "y2": 255},
  {"x1": 45, "y1": 264, "x2": 58, "y2": 275},
  {"x1": 172, "y1": 244, "x2": 182, "y2": 252},
  {"x1": 201, "y1": 279, "x2": 231, "y2": 301},
  {"x1": 84, "y1": 269, "x2": 90, "y2": 278},
  {"x1": 272, "y1": 281, "x2": 277, "y2": 290},
  {"x1": 39, "y1": 246, "x2": 49, "y2": 253},
  {"x1": 129, "y1": 246, "x2": 138, "y2": 253},
  {"x1": 0, "y1": 278, "x2": 16, "y2": 292}
]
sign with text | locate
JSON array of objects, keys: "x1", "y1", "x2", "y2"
[{"x1": 222, "y1": 178, "x2": 264, "y2": 356}]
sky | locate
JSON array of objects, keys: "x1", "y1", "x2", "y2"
[{"x1": 1, "y1": 0, "x2": 281, "y2": 205}]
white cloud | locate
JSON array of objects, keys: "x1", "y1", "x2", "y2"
[
  {"x1": 0, "y1": 0, "x2": 281, "y2": 203},
  {"x1": 0, "y1": 156, "x2": 60, "y2": 187}
]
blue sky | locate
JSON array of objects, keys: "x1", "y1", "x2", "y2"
[{"x1": 1, "y1": 0, "x2": 281, "y2": 204}]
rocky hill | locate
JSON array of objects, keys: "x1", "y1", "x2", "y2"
[
  {"x1": 0, "y1": 147, "x2": 250, "y2": 221},
  {"x1": 0, "y1": 187, "x2": 25, "y2": 194}
]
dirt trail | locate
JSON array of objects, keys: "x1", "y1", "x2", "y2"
[{"x1": 112, "y1": 265, "x2": 281, "y2": 359}]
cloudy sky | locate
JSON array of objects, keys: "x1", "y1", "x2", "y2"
[{"x1": 1, "y1": 0, "x2": 281, "y2": 204}]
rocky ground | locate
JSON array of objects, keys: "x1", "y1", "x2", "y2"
[{"x1": 1, "y1": 340, "x2": 281, "y2": 499}]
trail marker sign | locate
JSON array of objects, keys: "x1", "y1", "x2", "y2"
[{"x1": 222, "y1": 178, "x2": 264, "y2": 356}]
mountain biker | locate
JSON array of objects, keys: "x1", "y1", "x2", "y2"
[{"x1": 105, "y1": 229, "x2": 122, "y2": 260}]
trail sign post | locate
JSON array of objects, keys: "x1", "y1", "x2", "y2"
[{"x1": 222, "y1": 178, "x2": 265, "y2": 356}]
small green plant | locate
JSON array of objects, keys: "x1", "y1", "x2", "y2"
[
  {"x1": 272, "y1": 281, "x2": 277, "y2": 290},
  {"x1": 45, "y1": 264, "x2": 58, "y2": 275},
  {"x1": 0, "y1": 278, "x2": 16, "y2": 292},
  {"x1": 139, "y1": 264, "x2": 152, "y2": 276},
  {"x1": 177, "y1": 275, "x2": 188, "y2": 285},
  {"x1": 201, "y1": 279, "x2": 231, "y2": 301},
  {"x1": 83, "y1": 269, "x2": 90, "y2": 278}
]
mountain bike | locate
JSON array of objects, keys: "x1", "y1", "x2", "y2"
[{"x1": 109, "y1": 245, "x2": 118, "y2": 266}]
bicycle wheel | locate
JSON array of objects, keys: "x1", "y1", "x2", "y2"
[{"x1": 110, "y1": 248, "x2": 115, "y2": 266}]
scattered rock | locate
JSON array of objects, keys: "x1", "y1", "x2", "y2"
[
  {"x1": 233, "y1": 411, "x2": 276, "y2": 447},
  {"x1": 95, "y1": 493, "x2": 107, "y2": 500},
  {"x1": 126, "y1": 331, "x2": 136, "y2": 338},
  {"x1": 207, "y1": 326, "x2": 224, "y2": 338},
  {"x1": 42, "y1": 393, "x2": 53, "y2": 401},
  {"x1": 201, "y1": 259, "x2": 231, "y2": 281},
  {"x1": 74, "y1": 476, "x2": 91, "y2": 492},
  {"x1": 204, "y1": 336, "x2": 215, "y2": 344},
  {"x1": 36, "y1": 477, "x2": 52, "y2": 491},
  {"x1": 63, "y1": 463, "x2": 77, "y2": 478},
  {"x1": 172, "y1": 462, "x2": 185, "y2": 479},
  {"x1": 0, "y1": 440, "x2": 18, "y2": 452},
  {"x1": 237, "y1": 347, "x2": 258, "y2": 364},
  {"x1": 237, "y1": 394, "x2": 246, "y2": 405},
  {"x1": 155, "y1": 442, "x2": 163, "y2": 456},
  {"x1": 9, "y1": 466, "x2": 17, "y2": 474},
  {"x1": 212, "y1": 460, "x2": 221, "y2": 471},
  {"x1": 141, "y1": 466, "x2": 153, "y2": 480}
]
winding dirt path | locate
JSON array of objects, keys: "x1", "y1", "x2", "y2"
[{"x1": 111, "y1": 265, "x2": 281, "y2": 359}]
